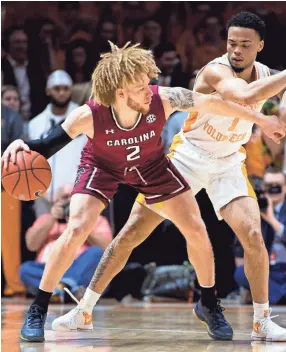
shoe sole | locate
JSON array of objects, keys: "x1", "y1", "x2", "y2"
[
  {"x1": 52, "y1": 326, "x2": 93, "y2": 332},
  {"x1": 252, "y1": 336, "x2": 286, "y2": 342},
  {"x1": 20, "y1": 335, "x2": 44, "y2": 342},
  {"x1": 192, "y1": 309, "x2": 233, "y2": 341}
]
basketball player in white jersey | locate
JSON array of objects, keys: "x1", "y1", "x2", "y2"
[
  {"x1": 142, "y1": 12, "x2": 286, "y2": 341},
  {"x1": 52, "y1": 12, "x2": 286, "y2": 341}
]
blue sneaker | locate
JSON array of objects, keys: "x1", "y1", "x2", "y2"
[
  {"x1": 20, "y1": 305, "x2": 47, "y2": 342},
  {"x1": 193, "y1": 299, "x2": 233, "y2": 340}
]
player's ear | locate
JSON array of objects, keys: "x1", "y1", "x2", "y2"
[
  {"x1": 46, "y1": 88, "x2": 51, "y2": 97},
  {"x1": 257, "y1": 40, "x2": 264, "y2": 53},
  {"x1": 116, "y1": 88, "x2": 125, "y2": 100}
]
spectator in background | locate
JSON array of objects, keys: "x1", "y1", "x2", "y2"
[
  {"x1": 1, "y1": 103, "x2": 23, "y2": 164},
  {"x1": 93, "y1": 17, "x2": 119, "y2": 65},
  {"x1": 141, "y1": 18, "x2": 165, "y2": 50},
  {"x1": 1, "y1": 85, "x2": 21, "y2": 113},
  {"x1": 57, "y1": 2, "x2": 97, "y2": 44},
  {"x1": 65, "y1": 39, "x2": 93, "y2": 84},
  {"x1": 189, "y1": 3, "x2": 212, "y2": 28},
  {"x1": 123, "y1": 1, "x2": 150, "y2": 23},
  {"x1": 97, "y1": 18, "x2": 118, "y2": 42},
  {"x1": 1, "y1": 26, "x2": 47, "y2": 120},
  {"x1": 1, "y1": 85, "x2": 29, "y2": 139},
  {"x1": 234, "y1": 167, "x2": 286, "y2": 305},
  {"x1": 37, "y1": 18, "x2": 65, "y2": 75},
  {"x1": 191, "y1": 16, "x2": 225, "y2": 71},
  {"x1": 28, "y1": 70, "x2": 86, "y2": 216},
  {"x1": 154, "y1": 43, "x2": 190, "y2": 88},
  {"x1": 98, "y1": 3, "x2": 126, "y2": 45},
  {"x1": 57, "y1": 1, "x2": 81, "y2": 43},
  {"x1": 256, "y1": 10, "x2": 286, "y2": 70},
  {"x1": 100, "y1": 2, "x2": 124, "y2": 22},
  {"x1": 70, "y1": 22, "x2": 94, "y2": 43},
  {"x1": 194, "y1": 15, "x2": 225, "y2": 47},
  {"x1": 24, "y1": 17, "x2": 65, "y2": 78},
  {"x1": 65, "y1": 39, "x2": 93, "y2": 105},
  {"x1": 19, "y1": 184, "x2": 112, "y2": 302}
]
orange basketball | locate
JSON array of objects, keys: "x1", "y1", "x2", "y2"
[{"x1": 1, "y1": 151, "x2": 52, "y2": 201}]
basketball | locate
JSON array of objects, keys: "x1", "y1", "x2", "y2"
[{"x1": 1, "y1": 151, "x2": 52, "y2": 201}]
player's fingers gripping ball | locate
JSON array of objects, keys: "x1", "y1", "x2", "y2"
[{"x1": 1, "y1": 151, "x2": 52, "y2": 201}]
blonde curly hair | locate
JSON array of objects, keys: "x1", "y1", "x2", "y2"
[{"x1": 91, "y1": 41, "x2": 160, "y2": 106}]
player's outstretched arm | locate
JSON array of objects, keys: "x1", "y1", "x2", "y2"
[
  {"x1": 203, "y1": 65, "x2": 286, "y2": 105},
  {"x1": 1, "y1": 105, "x2": 93, "y2": 169},
  {"x1": 159, "y1": 86, "x2": 286, "y2": 144}
]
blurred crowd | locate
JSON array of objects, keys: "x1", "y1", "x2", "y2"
[
  {"x1": 1, "y1": 2, "x2": 286, "y2": 304},
  {"x1": 2, "y1": 2, "x2": 286, "y2": 121}
]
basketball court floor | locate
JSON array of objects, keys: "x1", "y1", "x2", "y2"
[{"x1": 2, "y1": 298, "x2": 286, "y2": 352}]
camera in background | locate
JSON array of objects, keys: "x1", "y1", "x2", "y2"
[
  {"x1": 250, "y1": 176, "x2": 268, "y2": 212},
  {"x1": 250, "y1": 176, "x2": 283, "y2": 212},
  {"x1": 58, "y1": 202, "x2": 70, "y2": 223}
]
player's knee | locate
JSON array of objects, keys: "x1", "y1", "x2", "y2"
[
  {"x1": 66, "y1": 216, "x2": 91, "y2": 243},
  {"x1": 184, "y1": 217, "x2": 207, "y2": 241},
  {"x1": 116, "y1": 228, "x2": 140, "y2": 250},
  {"x1": 193, "y1": 217, "x2": 207, "y2": 234},
  {"x1": 244, "y1": 228, "x2": 265, "y2": 252}
]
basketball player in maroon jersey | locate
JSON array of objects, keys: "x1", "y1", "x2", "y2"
[{"x1": 2, "y1": 42, "x2": 285, "y2": 342}]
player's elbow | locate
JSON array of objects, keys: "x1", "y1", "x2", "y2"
[
  {"x1": 231, "y1": 88, "x2": 259, "y2": 105},
  {"x1": 202, "y1": 95, "x2": 222, "y2": 112},
  {"x1": 195, "y1": 94, "x2": 216, "y2": 112},
  {"x1": 222, "y1": 90, "x2": 256, "y2": 105},
  {"x1": 229, "y1": 94, "x2": 248, "y2": 105},
  {"x1": 242, "y1": 92, "x2": 258, "y2": 105}
]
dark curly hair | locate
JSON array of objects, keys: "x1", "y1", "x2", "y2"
[{"x1": 227, "y1": 12, "x2": 265, "y2": 40}]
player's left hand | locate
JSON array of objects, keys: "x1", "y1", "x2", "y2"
[{"x1": 1, "y1": 139, "x2": 31, "y2": 170}]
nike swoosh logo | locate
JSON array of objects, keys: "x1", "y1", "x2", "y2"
[{"x1": 34, "y1": 190, "x2": 43, "y2": 197}]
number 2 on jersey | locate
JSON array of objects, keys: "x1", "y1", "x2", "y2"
[{"x1": 126, "y1": 146, "x2": 140, "y2": 161}]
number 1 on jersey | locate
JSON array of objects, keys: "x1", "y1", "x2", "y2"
[
  {"x1": 228, "y1": 118, "x2": 239, "y2": 132},
  {"x1": 126, "y1": 146, "x2": 140, "y2": 161}
]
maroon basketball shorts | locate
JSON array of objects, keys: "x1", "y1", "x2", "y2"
[{"x1": 71, "y1": 157, "x2": 190, "y2": 207}]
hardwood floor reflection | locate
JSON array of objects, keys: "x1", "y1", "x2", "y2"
[{"x1": 2, "y1": 299, "x2": 286, "y2": 352}]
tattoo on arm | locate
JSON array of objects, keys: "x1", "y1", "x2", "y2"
[
  {"x1": 88, "y1": 240, "x2": 116, "y2": 290},
  {"x1": 161, "y1": 87, "x2": 194, "y2": 109}
]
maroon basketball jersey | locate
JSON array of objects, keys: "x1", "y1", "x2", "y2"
[{"x1": 81, "y1": 85, "x2": 166, "y2": 170}]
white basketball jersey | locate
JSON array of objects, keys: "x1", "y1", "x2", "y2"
[{"x1": 181, "y1": 54, "x2": 271, "y2": 158}]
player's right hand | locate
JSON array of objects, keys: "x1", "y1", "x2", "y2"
[
  {"x1": 260, "y1": 115, "x2": 286, "y2": 144},
  {"x1": 1, "y1": 139, "x2": 30, "y2": 170}
]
